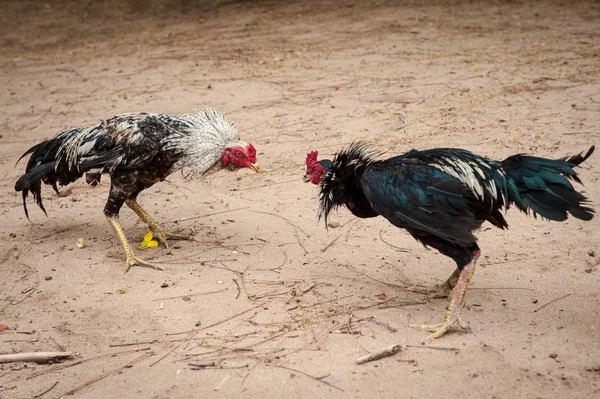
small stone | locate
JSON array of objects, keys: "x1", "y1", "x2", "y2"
[
  {"x1": 44, "y1": 276, "x2": 52, "y2": 281},
  {"x1": 161, "y1": 283, "x2": 168, "y2": 288},
  {"x1": 588, "y1": 250, "x2": 596, "y2": 257},
  {"x1": 549, "y1": 353, "x2": 558, "y2": 359}
]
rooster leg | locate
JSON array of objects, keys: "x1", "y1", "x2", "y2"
[
  {"x1": 411, "y1": 250, "x2": 480, "y2": 340},
  {"x1": 106, "y1": 215, "x2": 164, "y2": 273},
  {"x1": 408, "y1": 268, "x2": 460, "y2": 298},
  {"x1": 125, "y1": 199, "x2": 193, "y2": 248}
]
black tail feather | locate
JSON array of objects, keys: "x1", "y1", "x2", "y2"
[
  {"x1": 14, "y1": 162, "x2": 56, "y2": 192},
  {"x1": 14, "y1": 135, "x2": 69, "y2": 218},
  {"x1": 15, "y1": 142, "x2": 44, "y2": 167},
  {"x1": 15, "y1": 162, "x2": 56, "y2": 221},
  {"x1": 501, "y1": 146, "x2": 595, "y2": 222},
  {"x1": 557, "y1": 145, "x2": 595, "y2": 165}
]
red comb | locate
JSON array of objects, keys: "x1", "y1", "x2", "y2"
[{"x1": 306, "y1": 151, "x2": 319, "y2": 167}]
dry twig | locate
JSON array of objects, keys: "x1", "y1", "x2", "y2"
[
  {"x1": 250, "y1": 210, "x2": 308, "y2": 236},
  {"x1": 356, "y1": 344, "x2": 402, "y2": 364},
  {"x1": 233, "y1": 278, "x2": 241, "y2": 299},
  {"x1": 378, "y1": 230, "x2": 410, "y2": 252},
  {"x1": 33, "y1": 381, "x2": 58, "y2": 398},
  {"x1": 533, "y1": 293, "x2": 572, "y2": 313},
  {"x1": 406, "y1": 345, "x2": 460, "y2": 351},
  {"x1": 165, "y1": 207, "x2": 250, "y2": 224},
  {"x1": 152, "y1": 289, "x2": 228, "y2": 301},
  {"x1": 62, "y1": 353, "x2": 153, "y2": 396},
  {"x1": 265, "y1": 364, "x2": 344, "y2": 392},
  {"x1": 0, "y1": 351, "x2": 73, "y2": 364}
]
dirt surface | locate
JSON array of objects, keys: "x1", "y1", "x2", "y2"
[{"x1": 1, "y1": 0, "x2": 599, "y2": 397}]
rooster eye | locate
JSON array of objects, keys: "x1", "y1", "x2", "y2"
[{"x1": 234, "y1": 151, "x2": 243, "y2": 157}]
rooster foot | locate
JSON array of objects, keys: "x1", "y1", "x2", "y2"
[
  {"x1": 408, "y1": 281, "x2": 453, "y2": 299},
  {"x1": 123, "y1": 252, "x2": 164, "y2": 274},
  {"x1": 410, "y1": 314, "x2": 470, "y2": 340},
  {"x1": 125, "y1": 199, "x2": 193, "y2": 248},
  {"x1": 149, "y1": 225, "x2": 194, "y2": 248},
  {"x1": 410, "y1": 253, "x2": 478, "y2": 340},
  {"x1": 408, "y1": 268, "x2": 460, "y2": 299}
]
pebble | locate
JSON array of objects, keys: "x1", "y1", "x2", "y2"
[
  {"x1": 161, "y1": 283, "x2": 168, "y2": 288},
  {"x1": 44, "y1": 276, "x2": 52, "y2": 281}
]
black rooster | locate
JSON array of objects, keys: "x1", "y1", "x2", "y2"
[
  {"x1": 15, "y1": 108, "x2": 259, "y2": 273},
  {"x1": 305, "y1": 144, "x2": 594, "y2": 339}
]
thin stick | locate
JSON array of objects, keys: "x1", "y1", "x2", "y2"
[
  {"x1": 151, "y1": 289, "x2": 228, "y2": 301},
  {"x1": 356, "y1": 344, "x2": 402, "y2": 364},
  {"x1": 533, "y1": 293, "x2": 572, "y2": 313},
  {"x1": 321, "y1": 235, "x2": 340, "y2": 253},
  {"x1": 344, "y1": 219, "x2": 359, "y2": 242},
  {"x1": 340, "y1": 217, "x2": 358, "y2": 228},
  {"x1": 32, "y1": 223, "x2": 88, "y2": 241},
  {"x1": 21, "y1": 348, "x2": 151, "y2": 383},
  {"x1": 405, "y1": 345, "x2": 460, "y2": 351},
  {"x1": 165, "y1": 207, "x2": 250, "y2": 224},
  {"x1": 109, "y1": 340, "x2": 158, "y2": 347},
  {"x1": 236, "y1": 178, "x2": 299, "y2": 191},
  {"x1": 563, "y1": 131, "x2": 594, "y2": 135},
  {"x1": 0, "y1": 351, "x2": 73, "y2": 364},
  {"x1": 33, "y1": 381, "x2": 58, "y2": 398},
  {"x1": 287, "y1": 294, "x2": 354, "y2": 310},
  {"x1": 341, "y1": 262, "x2": 406, "y2": 289},
  {"x1": 1, "y1": 282, "x2": 39, "y2": 312},
  {"x1": 379, "y1": 230, "x2": 410, "y2": 252},
  {"x1": 295, "y1": 227, "x2": 308, "y2": 254},
  {"x1": 265, "y1": 364, "x2": 344, "y2": 392},
  {"x1": 62, "y1": 353, "x2": 153, "y2": 396},
  {"x1": 256, "y1": 250, "x2": 287, "y2": 272},
  {"x1": 250, "y1": 210, "x2": 308, "y2": 236},
  {"x1": 163, "y1": 304, "x2": 261, "y2": 338},
  {"x1": 470, "y1": 287, "x2": 534, "y2": 291},
  {"x1": 159, "y1": 257, "x2": 239, "y2": 265},
  {"x1": 233, "y1": 278, "x2": 241, "y2": 299},
  {"x1": 369, "y1": 318, "x2": 398, "y2": 333}
]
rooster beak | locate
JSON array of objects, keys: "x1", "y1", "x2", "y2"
[
  {"x1": 303, "y1": 174, "x2": 311, "y2": 183},
  {"x1": 249, "y1": 163, "x2": 260, "y2": 173}
]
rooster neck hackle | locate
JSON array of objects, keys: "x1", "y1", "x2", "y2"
[
  {"x1": 166, "y1": 108, "x2": 246, "y2": 178},
  {"x1": 318, "y1": 142, "x2": 379, "y2": 224}
]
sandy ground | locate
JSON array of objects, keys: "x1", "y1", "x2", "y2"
[{"x1": 1, "y1": 0, "x2": 599, "y2": 397}]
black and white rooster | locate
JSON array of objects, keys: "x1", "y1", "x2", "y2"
[{"x1": 15, "y1": 108, "x2": 259, "y2": 273}]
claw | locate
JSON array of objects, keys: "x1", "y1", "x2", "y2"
[
  {"x1": 149, "y1": 228, "x2": 193, "y2": 248},
  {"x1": 408, "y1": 268, "x2": 460, "y2": 299},
  {"x1": 123, "y1": 253, "x2": 164, "y2": 274},
  {"x1": 410, "y1": 314, "x2": 469, "y2": 340},
  {"x1": 126, "y1": 199, "x2": 193, "y2": 248},
  {"x1": 408, "y1": 282, "x2": 453, "y2": 299}
]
